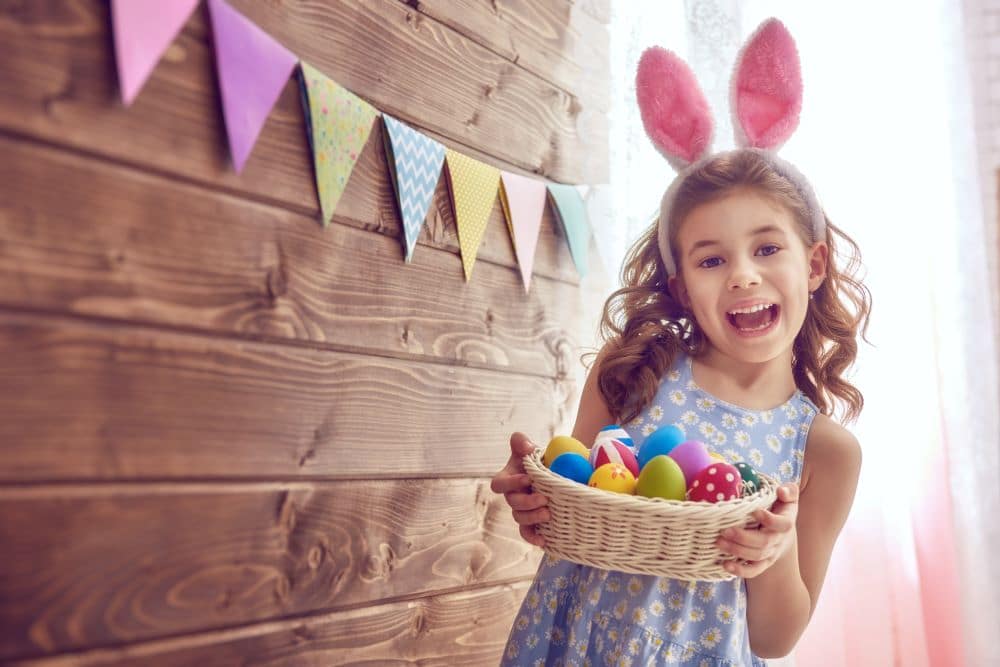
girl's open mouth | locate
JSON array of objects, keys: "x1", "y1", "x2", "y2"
[{"x1": 726, "y1": 303, "x2": 779, "y2": 337}]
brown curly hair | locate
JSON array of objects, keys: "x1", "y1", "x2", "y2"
[{"x1": 593, "y1": 150, "x2": 871, "y2": 424}]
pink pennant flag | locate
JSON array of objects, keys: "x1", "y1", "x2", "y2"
[
  {"x1": 111, "y1": 0, "x2": 200, "y2": 106},
  {"x1": 207, "y1": 0, "x2": 299, "y2": 173},
  {"x1": 499, "y1": 172, "x2": 547, "y2": 293}
]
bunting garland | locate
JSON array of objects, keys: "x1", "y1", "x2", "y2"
[
  {"x1": 207, "y1": 0, "x2": 298, "y2": 173},
  {"x1": 445, "y1": 150, "x2": 501, "y2": 281},
  {"x1": 547, "y1": 183, "x2": 592, "y2": 277},
  {"x1": 299, "y1": 61, "x2": 379, "y2": 226},
  {"x1": 499, "y1": 171, "x2": 548, "y2": 293},
  {"x1": 382, "y1": 115, "x2": 446, "y2": 262},
  {"x1": 109, "y1": 0, "x2": 602, "y2": 290},
  {"x1": 112, "y1": 0, "x2": 200, "y2": 106}
]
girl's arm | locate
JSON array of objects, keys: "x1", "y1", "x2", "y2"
[{"x1": 726, "y1": 414, "x2": 862, "y2": 657}]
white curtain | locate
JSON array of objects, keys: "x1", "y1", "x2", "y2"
[{"x1": 607, "y1": 1, "x2": 1000, "y2": 665}]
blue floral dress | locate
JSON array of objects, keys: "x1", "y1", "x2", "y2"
[{"x1": 501, "y1": 352, "x2": 818, "y2": 666}]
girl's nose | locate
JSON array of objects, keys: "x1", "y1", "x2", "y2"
[{"x1": 728, "y1": 264, "x2": 761, "y2": 290}]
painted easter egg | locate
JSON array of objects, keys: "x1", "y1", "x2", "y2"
[
  {"x1": 636, "y1": 424, "x2": 686, "y2": 469},
  {"x1": 550, "y1": 452, "x2": 593, "y2": 485},
  {"x1": 588, "y1": 463, "x2": 637, "y2": 495},
  {"x1": 635, "y1": 455, "x2": 686, "y2": 501},
  {"x1": 589, "y1": 439, "x2": 640, "y2": 477},
  {"x1": 688, "y1": 462, "x2": 742, "y2": 503},
  {"x1": 667, "y1": 440, "x2": 714, "y2": 486},
  {"x1": 543, "y1": 435, "x2": 589, "y2": 468},
  {"x1": 735, "y1": 461, "x2": 762, "y2": 496},
  {"x1": 595, "y1": 424, "x2": 634, "y2": 448}
]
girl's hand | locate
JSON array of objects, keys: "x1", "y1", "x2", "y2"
[
  {"x1": 490, "y1": 432, "x2": 550, "y2": 547},
  {"x1": 716, "y1": 483, "x2": 799, "y2": 578}
]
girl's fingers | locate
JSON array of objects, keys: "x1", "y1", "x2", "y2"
[
  {"x1": 519, "y1": 524, "x2": 546, "y2": 547},
  {"x1": 723, "y1": 558, "x2": 768, "y2": 578},
  {"x1": 506, "y1": 490, "x2": 548, "y2": 512},
  {"x1": 491, "y1": 472, "x2": 533, "y2": 495},
  {"x1": 513, "y1": 506, "x2": 551, "y2": 527},
  {"x1": 716, "y1": 538, "x2": 767, "y2": 562},
  {"x1": 718, "y1": 527, "x2": 768, "y2": 550},
  {"x1": 753, "y1": 509, "x2": 795, "y2": 532}
]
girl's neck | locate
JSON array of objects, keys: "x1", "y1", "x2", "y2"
[{"x1": 691, "y1": 347, "x2": 797, "y2": 410}]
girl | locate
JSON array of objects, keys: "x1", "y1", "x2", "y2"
[{"x1": 491, "y1": 19, "x2": 871, "y2": 666}]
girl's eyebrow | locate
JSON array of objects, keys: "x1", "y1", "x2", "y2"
[{"x1": 687, "y1": 224, "x2": 786, "y2": 256}]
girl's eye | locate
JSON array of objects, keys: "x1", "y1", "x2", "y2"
[
  {"x1": 698, "y1": 257, "x2": 723, "y2": 269},
  {"x1": 757, "y1": 244, "x2": 780, "y2": 257}
]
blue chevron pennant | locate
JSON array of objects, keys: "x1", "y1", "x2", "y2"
[{"x1": 381, "y1": 114, "x2": 446, "y2": 262}]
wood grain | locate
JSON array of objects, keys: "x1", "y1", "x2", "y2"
[
  {"x1": 405, "y1": 0, "x2": 610, "y2": 114},
  {"x1": 0, "y1": 311, "x2": 580, "y2": 481},
  {"x1": 9, "y1": 582, "x2": 531, "y2": 666},
  {"x1": 0, "y1": 133, "x2": 593, "y2": 375},
  {"x1": 0, "y1": 480, "x2": 540, "y2": 659},
  {"x1": 0, "y1": 0, "x2": 607, "y2": 197}
]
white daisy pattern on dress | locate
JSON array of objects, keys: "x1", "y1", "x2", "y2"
[
  {"x1": 670, "y1": 390, "x2": 687, "y2": 406},
  {"x1": 500, "y1": 352, "x2": 818, "y2": 667},
  {"x1": 695, "y1": 397, "x2": 717, "y2": 412}
]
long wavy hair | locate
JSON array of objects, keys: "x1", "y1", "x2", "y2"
[{"x1": 594, "y1": 151, "x2": 872, "y2": 424}]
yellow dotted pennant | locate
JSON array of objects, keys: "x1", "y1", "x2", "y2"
[{"x1": 444, "y1": 149, "x2": 500, "y2": 281}]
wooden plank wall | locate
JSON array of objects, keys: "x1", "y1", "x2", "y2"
[{"x1": 0, "y1": 0, "x2": 611, "y2": 664}]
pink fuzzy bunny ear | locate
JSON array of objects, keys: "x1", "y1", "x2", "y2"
[
  {"x1": 636, "y1": 47, "x2": 714, "y2": 171},
  {"x1": 731, "y1": 18, "x2": 802, "y2": 150}
]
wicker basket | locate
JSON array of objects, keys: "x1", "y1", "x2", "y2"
[{"x1": 523, "y1": 448, "x2": 779, "y2": 581}]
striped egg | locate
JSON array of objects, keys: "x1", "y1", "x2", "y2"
[{"x1": 595, "y1": 424, "x2": 633, "y2": 448}]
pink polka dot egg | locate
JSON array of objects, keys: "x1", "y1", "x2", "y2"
[{"x1": 687, "y1": 462, "x2": 742, "y2": 503}]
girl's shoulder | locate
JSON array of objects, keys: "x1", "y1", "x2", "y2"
[{"x1": 801, "y1": 413, "x2": 862, "y2": 489}]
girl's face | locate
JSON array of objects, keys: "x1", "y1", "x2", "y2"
[{"x1": 669, "y1": 189, "x2": 827, "y2": 366}]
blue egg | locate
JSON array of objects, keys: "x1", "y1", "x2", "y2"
[
  {"x1": 597, "y1": 424, "x2": 634, "y2": 448},
  {"x1": 637, "y1": 424, "x2": 686, "y2": 469},
  {"x1": 549, "y1": 452, "x2": 594, "y2": 485}
]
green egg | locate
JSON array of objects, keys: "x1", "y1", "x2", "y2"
[
  {"x1": 735, "y1": 461, "x2": 761, "y2": 495},
  {"x1": 636, "y1": 455, "x2": 686, "y2": 501}
]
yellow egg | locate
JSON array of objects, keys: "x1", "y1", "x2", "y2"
[
  {"x1": 588, "y1": 463, "x2": 637, "y2": 494},
  {"x1": 543, "y1": 435, "x2": 589, "y2": 468}
]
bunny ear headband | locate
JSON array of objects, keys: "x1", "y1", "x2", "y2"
[{"x1": 637, "y1": 18, "x2": 825, "y2": 276}]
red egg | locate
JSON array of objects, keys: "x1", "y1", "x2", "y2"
[
  {"x1": 589, "y1": 439, "x2": 639, "y2": 477},
  {"x1": 687, "y1": 462, "x2": 742, "y2": 503}
]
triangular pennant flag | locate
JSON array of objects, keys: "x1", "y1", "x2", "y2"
[
  {"x1": 547, "y1": 183, "x2": 591, "y2": 277},
  {"x1": 444, "y1": 150, "x2": 500, "y2": 281},
  {"x1": 499, "y1": 172, "x2": 547, "y2": 293},
  {"x1": 382, "y1": 115, "x2": 446, "y2": 261},
  {"x1": 111, "y1": 0, "x2": 200, "y2": 106},
  {"x1": 582, "y1": 185, "x2": 621, "y2": 280},
  {"x1": 207, "y1": 0, "x2": 298, "y2": 173},
  {"x1": 299, "y1": 62, "x2": 379, "y2": 226}
]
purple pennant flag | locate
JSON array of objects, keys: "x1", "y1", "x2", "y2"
[
  {"x1": 111, "y1": 0, "x2": 200, "y2": 106},
  {"x1": 207, "y1": 0, "x2": 299, "y2": 173}
]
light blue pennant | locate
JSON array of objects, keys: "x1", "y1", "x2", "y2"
[{"x1": 381, "y1": 115, "x2": 446, "y2": 262}]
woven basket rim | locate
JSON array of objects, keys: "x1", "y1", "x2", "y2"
[{"x1": 525, "y1": 447, "x2": 777, "y2": 513}]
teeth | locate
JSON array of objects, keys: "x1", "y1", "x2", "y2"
[{"x1": 727, "y1": 303, "x2": 774, "y2": 315}]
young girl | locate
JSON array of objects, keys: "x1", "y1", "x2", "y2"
[{"x1": 491, "y1": 19, "x2": 871, "y2": 666}]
